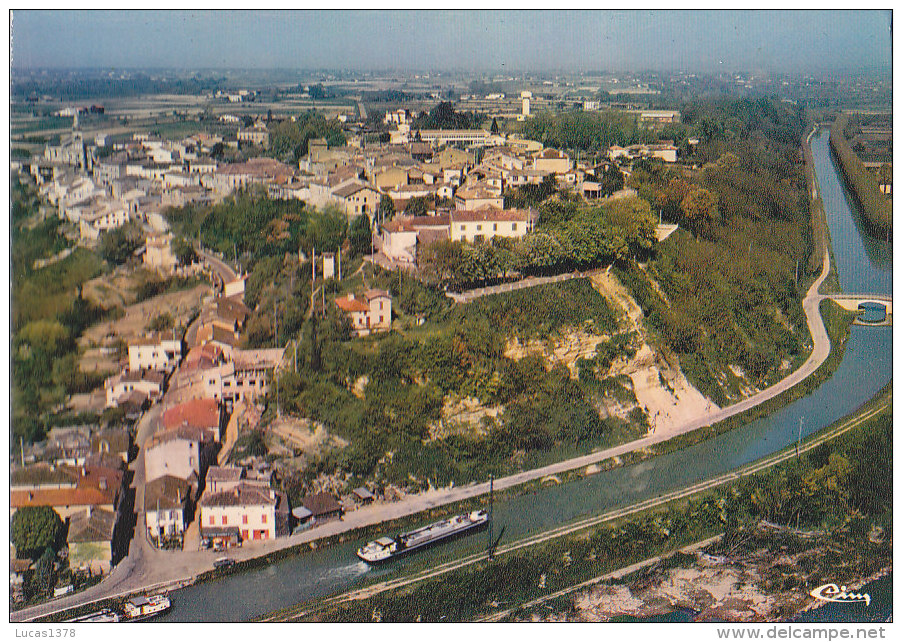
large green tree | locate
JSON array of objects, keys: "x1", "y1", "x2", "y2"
[{"x1": 11, "y1": 506, "x2": 64, "y2": 559}]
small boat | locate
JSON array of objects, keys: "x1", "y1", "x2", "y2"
[
  {"x1": 357, "y1": 510, "x2": 489, "y2": 563},
  {"x1": 122, "y1": 594, "x2": 171, "y2": 620}
]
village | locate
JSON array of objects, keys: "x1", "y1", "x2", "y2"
[{"x1": 8, "y1": 94, "x2": 690, "y2": 605}]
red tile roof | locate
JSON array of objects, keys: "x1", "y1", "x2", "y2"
[
  {"x1": 163, "y1": 398, "x2": 221, "y2": 431},
  {"x1": 451, "y1": 208, "x2": 537, "y2": 223},
  {"x1": 11, "y1": 486, "x2": 117, "y2": 510},
  {"x1": 199, "y1": 483, "x2": 275, "y2": 507},
  {"x1": 334, "y1": 296, "x2": 370, "y2": 313}
]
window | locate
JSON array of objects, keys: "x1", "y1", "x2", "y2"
[
  {"x1": 512, "y1": 223, "x2": 518, "y2": 231},
  {"x1": 222, "y1": 515, "x2": 228, "y2": 525},
  {"x1": 476, "y1": 224, "x2": 482, "y2": 231},
  {"x1": 261, "y1": 514, "x2": 267, "y2": 524},
  {"x1": 209, "y1": 515, "x2": 214, "y2": 525},
  {"x1": 243, "y1": 515, "x2": 248, "y2": 524},
  {"x1": 493, "y1": 223, "x2": 497, "y2": 231}
]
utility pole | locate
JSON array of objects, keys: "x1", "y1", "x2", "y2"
[{"x1": 487, "y1": 474, "x2": 494, "y2": 560}]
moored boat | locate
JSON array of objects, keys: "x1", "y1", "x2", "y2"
[{"x1": 123, "y1": 594, "x2": 171, "y2": 620}]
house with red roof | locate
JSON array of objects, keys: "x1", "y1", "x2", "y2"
[
  {"x1": 199, "y1": 482, "x2": 290, "y2": 548},
  {"x1": 334, "y1": 289, "x2": 392, "y2": 336},
  {"x1": 162, "y1": 398, "x2": 224, "y2": 442}
]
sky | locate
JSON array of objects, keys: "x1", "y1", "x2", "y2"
[{"x1": 9, "y1": 9, "x2": 893, "y2": 73}]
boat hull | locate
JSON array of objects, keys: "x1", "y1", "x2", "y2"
[{"x1": 357, "y1": 516, "x2": 489, "y2": 564}]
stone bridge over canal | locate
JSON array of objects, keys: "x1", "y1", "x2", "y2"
[{"x1": 825, "y1": 294, "x2": 893, "y2": 325}]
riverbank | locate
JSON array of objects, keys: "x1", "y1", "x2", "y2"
[
  {"x1": 560, "y1": 526, "x2": 892, "y2": 623},
  {"x1": 828, "y1": 114, "x2": 892, "y2": 239}
]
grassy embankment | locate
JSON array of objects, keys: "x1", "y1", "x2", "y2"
[{"x1": 829, "y1": 113, "x2": 892, "y2": 239}]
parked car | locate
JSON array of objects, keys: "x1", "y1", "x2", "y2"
[{"x1": 213, "y1": 557, "x2": 234, "y2": 570}]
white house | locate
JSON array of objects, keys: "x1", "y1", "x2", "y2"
[
  {"x1": 144, "y1": 475, "x2": 191, "y2": 546},
  {"x1": 449, "y1": 208, "x2": 539, "y2": 243},
  {"x1": 331, "y1": 181, "x2": 381, "y2": 219},
  {"x1": 143, "y1": 234, "x2": 179, "y2": 274},
  {"x1": 199, "y1": 482, "x2": 283, "y2": 547},
  {"x1": 144, "y1": 425, "x2": 211, "y2": 484},
  {"x1": 223, "y1": 274, "x2": 247, "y2": 300},
  {"x1": 417, "y1": 129, "x2": 490, "y2": 147},
  {"x1": 78, "y1": 201, "x2": 131, "y2": 241},
  {"x1": 378, "y1": 214, "x2": 450, "y2": 263},
  {"x1": 105, "y1": 370, "x2": 164, "y2": 408},
  {"x1": 532, "y1": 148, "x2": 571, "y2": 174},
  {"x1": 128, "y1": 337, "x2": 183, "y2": 373}
]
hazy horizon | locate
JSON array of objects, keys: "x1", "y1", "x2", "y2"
[{"x1": 10, "y1": 10, "x2": 893, "y2": 74}]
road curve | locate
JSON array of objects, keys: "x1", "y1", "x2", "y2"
[{"x1": 198, "y1": 248, "x2": 238, "y2": 283}]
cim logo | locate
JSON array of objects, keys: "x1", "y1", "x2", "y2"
[{"x1": 809, "y1": 583, "x2": 871, "y2": 606}]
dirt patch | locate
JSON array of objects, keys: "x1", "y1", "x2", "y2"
[
  {"x1": 503, "y1": 270, "x2": 720, "y2": 436},
  {"x1": 80, "y1": 284, "x2": 210, "y2": 347},
  {"x1": 588, "y1": 271, "x2": 720, "y2": 436},
  {"x1": 505, "y1": 329, "x2": 609, "y2": 376},
  {"x1": 266, "y1": 416, "x2": 348, "y2": 458},
  {"x1": 427, "y1": 395, "x2": 503, "y2": 441}
]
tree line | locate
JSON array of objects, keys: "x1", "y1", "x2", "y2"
[
  {"x1": 829, "y1": 112, "x2": 892, "y2": 239},
  {"x1": 418, "y1": 196, "x2": 657, "y2": 290}
]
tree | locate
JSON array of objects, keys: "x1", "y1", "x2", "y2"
[
  {"x1": 659, "y1": 177, "x2": 691, "y2": 220},
  {"x1": 10, "y1": 506, "x2": 63, "y2": 559},
  {"x1": 147, "y1": 312, "x2": 174, "y2": 332},
  {"x1": 99, "y1": 226, "x2": 141, "y2": 265},
  {"x1": 680, "y1": 186, "x2": 719, "y2": 239},
  {"x1": 19, "y1": 319, "x2": 72, "y2": 358},
  {"x1": 309, "y1": 205, "x2": 348, "y2": 252},
  {"x1": 599, "y1": 163, "x2": 624, "y2": 196},
  {"x1": 406, "y1": 196, "x2": 429, "y2": 216},
  {"x1": 35, "y1": 546, "x2": 56, "y2": 593},
  {"x1": 419, "y1": 239, "x2": 464, "y2": 283},
  {"x1": 172, "y1": 236, "x2": 197, "y2": 265},
  {"x1": 490, "y1": 117, "x2": 500, "y2": 134},
  {"x1": 377, "y1": 194, "x2": 396, "y2": 224},
  {"x1": 348, "y1": 213, "x2": 372, "y2": 257}
]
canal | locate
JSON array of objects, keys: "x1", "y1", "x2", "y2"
[{"x1": 159, "y1": 130, "x2": 892, "y2": 622}]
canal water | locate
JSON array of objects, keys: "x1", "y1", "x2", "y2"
[{"x1": 159, "y1": 130, "x2": 892, "y2": 622}]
